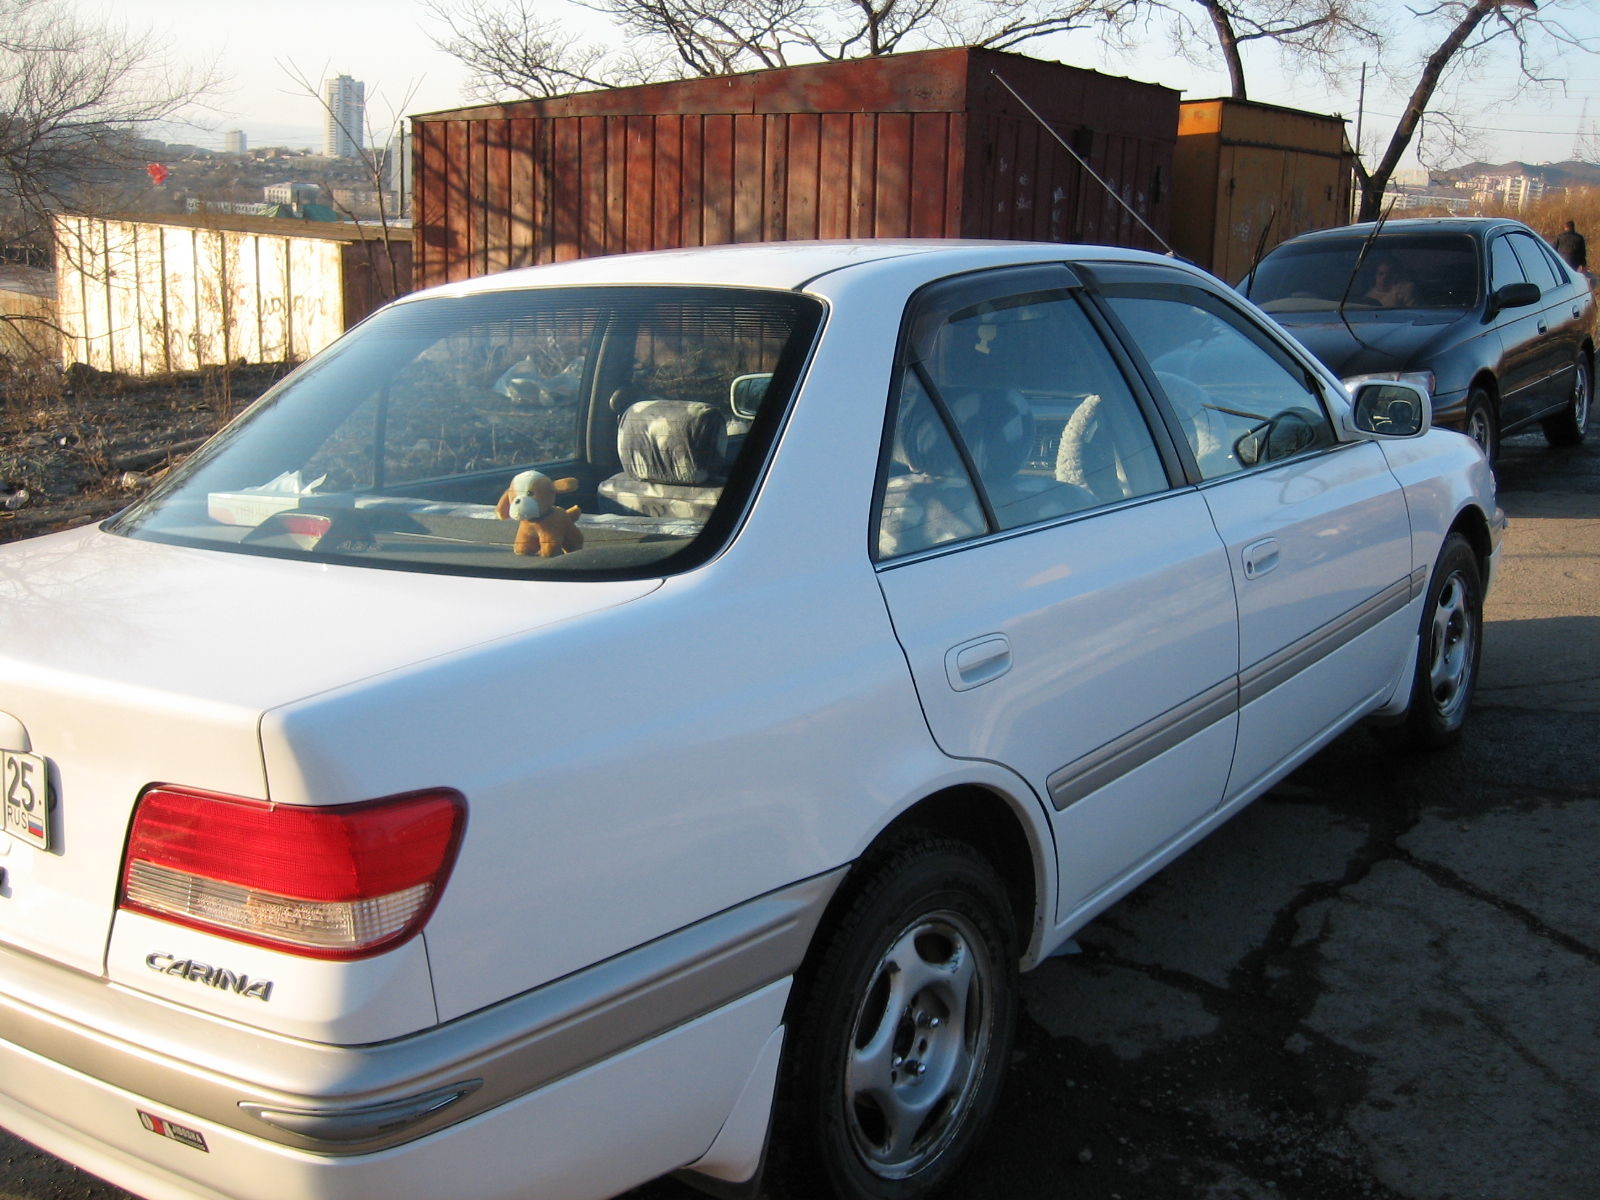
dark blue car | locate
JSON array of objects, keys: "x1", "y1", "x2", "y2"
[{"x1": 1240, "y1": 217, "x2": 1595, "y2": 462}]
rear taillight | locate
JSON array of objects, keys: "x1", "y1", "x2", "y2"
[{"x1": 120, "y1": 786, "x2": 466, "y2": 960}]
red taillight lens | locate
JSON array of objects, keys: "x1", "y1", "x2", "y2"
[{"x1": 120, "y1": 786, "x2": 466, "y2": 960}]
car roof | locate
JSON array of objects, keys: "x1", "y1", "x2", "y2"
[
  {"x1": 1277, "y1": 217, "x2": 1529, "y2": 245},
  {"x1": 407, "y1": 239, "x2": 1191, "y2": 299}
]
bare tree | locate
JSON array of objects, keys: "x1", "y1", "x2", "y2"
[
  {"x1": 0, "y1": 0, "x2": 217, "y2": 252},
  {"x1": 1354, "y1": 0, "x2": 1598, "y2": 220},
  {"x1": 1578, "y1": 117, "x2": 1600, "y2": 167},
  {"x1": 1086, "y1": 0, "x2": 1380, "y2": 101},
  {"x1": 426, "y1": 0, "x2": 1107, "y2": 99},
  {"x1": 279, "y1": 62, "x2": 417, "y2": 303},
  {"x1": 424, "y1": 0, "x2": 674, "y2": 101}
]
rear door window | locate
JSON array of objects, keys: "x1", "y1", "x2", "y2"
[
  {"x1": 1508, "y1": 231, "x2": 1562, "y2": 291},
  {"x1": 876, "y1": 267, "x2": 1172, "y2": 559}
]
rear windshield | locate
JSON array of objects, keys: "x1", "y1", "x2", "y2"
[
  {"x1": 1244, "y1": 233, "x2": 1480, "y2": 314},
  {"x1": 109, "y1": 286, "x2": 823, "y2": 578}
]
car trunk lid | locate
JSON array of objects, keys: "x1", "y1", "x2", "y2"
[{"x1": 0, "y1": 525, "x2": 658, "y2": 976}]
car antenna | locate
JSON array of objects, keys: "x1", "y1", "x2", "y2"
[
  {"x1": 989, "y1": 70, "x2": 1177, "y2": 257},
  {"x1": 1336, "y1": 199, "x2": 1396, "y2": 352},
  {"x1": 1242, "y1": 207, "x2": 1278, "y2": 298}
]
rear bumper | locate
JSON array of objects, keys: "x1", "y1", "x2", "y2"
[
  {"x1": 0, "y1": 981, "x2": 790, "y2": 1200},
  {"x1": 0, "y1": 868, "x2": 844, "y2": 1200}
]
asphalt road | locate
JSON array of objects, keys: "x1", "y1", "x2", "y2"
[{"x1": 3, "y1": 424, "x2": 1596, "y2": 1200}]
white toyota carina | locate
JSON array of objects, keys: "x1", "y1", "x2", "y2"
[{"x1": 0, "y1": 241, "x2": 1501, "y2": 1200}]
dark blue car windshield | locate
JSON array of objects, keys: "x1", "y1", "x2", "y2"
[{"x1": 1246, "y1": 234, "x2": 1479, "y2": 315}]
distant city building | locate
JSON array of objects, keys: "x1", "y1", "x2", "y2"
[
  {"x1": 224, "y1": 129, "x2": 248, "y2": 155},
  {"x1": 323, "y1": 74, "x2": 366, "y2": 159},
  {"x1": 264, "y1": 181, "x2": 322, "y2": 206},
  {"x1": 384, "y1": 125, "x2": 413, "y2": 214},
  {"x1": 1383, "y1": 186, "x2": 1475, "y2": 214},
  {"x1": 185, "y1": 199, "x2": 278, "y2": 218},
  {"x1": 1466, "y1": 172, "x2": 1548, "y2": 211},
  {"x1": 1503, "y1": 175, "x2": 1546, "y2": 210}
]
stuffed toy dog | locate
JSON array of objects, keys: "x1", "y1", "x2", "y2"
[{"x1": 496, "y1": 470, "x2": 584, "y2": 557}]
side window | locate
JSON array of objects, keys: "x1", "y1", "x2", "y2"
[
  {"x1": 1104, "y1": 291, "x2": 1337, "y2": 480},
  {"x1": 1490, "y1": 235, "x2": 1527, "y2": 291},
  {"x1": 876, "y1": 280, "x2": 1169, "y2": 560},
  {"x1": 876, "y1": 375, "x2": 985, "y2": 558},
  {"x1": 1508, "y1": 231, "x2": 1561, "y2": 291}
]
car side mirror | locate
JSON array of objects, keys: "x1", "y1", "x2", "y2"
[
  {"x1": 1350, "y1": 380, "x2": 1430, "y2": 439},
  {"x1": 729, "y1": 373, "x2": 772, "y2": 419},
  {"x1": 1489, "y1": 281, "x2": 1541, "y2": 315}
]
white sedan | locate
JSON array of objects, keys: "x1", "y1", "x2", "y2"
[{"x1": 0, "y1": 241, "x2": 1501, "y2": 1200}]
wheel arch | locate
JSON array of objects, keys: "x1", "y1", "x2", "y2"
[
  {"x1": 792, "y1": 782, "x2": 1052, "y2": 1009},
  {"x1": 1469, "y1": 370, "x2": 1500, "y2": 407},
  {"x1": 876, "y1": 786, "x2": 1043, "y2": 957},
  {"x1": 1448, "y1": 503, "x2": 1495, "y2": 584}
]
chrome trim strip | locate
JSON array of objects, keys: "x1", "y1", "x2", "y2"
[
  {"x1": 1046, "y1": 573, "x2": 1417, "y2": 812},
  {"x1": 1048, "y1": 678, "x2": 1237, "y2": 811},
  {"x1": 1238, "y1": 578, "x2": 1413, "y2": 708},
  {"x1": 239, "y1": 1080, "x2": 483, "y2": 1143},
  {"x1": 0, "y1": 867, "x2": 846, "y2": 1156}
]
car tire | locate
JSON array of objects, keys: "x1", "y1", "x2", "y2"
[
  {"x1": 1542, "y1": 353, "x2": 1591, "y2": 447},
  {"x1": 1378, "y1": 532, "x2": 1483, "y2": 752},
  {"x1": 766, "y1": 834, "x2": 1018, "y2": 1200},
  {"x1": 1464, "y1": 389, "x2": 1498, "y2": 464}
]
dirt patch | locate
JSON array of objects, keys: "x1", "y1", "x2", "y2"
[{"x1": 0, "y1": 362, "x2": 291, "y2": 544}]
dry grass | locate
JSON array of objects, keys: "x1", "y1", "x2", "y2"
[
  {"x1": 1444, "y1": 186, "x2": 1600, "y2": 247},
  {"x1": 1518, "y1": 187, "x2": 1600, "y2": 249},
  {"x1": 0, "y1": 359, "x2": 290, "y2": 543}
]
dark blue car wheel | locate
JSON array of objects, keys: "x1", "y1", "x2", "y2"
[
  {"x1": 1464, "y1": 390, "x2": 1498, "y2": 464},
  {"x1": 1542, "y1": 353, "x2": 1591, "y2": 447}
]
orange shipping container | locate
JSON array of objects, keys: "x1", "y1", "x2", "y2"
[{"x1": 1173, "y1": 98, "x2": 1354, "y2": 283}]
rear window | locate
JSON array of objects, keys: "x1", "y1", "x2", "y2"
[
  {"x1": 1245, "y1": 233, "x2": 1480, "y2": 313},
  {"x1": 109, "y1": 286, "x2": 823, "y2": 578}
]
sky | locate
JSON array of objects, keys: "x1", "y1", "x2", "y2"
[{"x1": 108, "y1": 0, "x2": 1600, "y2": 173}]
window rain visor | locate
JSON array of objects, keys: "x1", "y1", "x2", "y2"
[{"x1": 108, "y1": 286, "x2": 823, "y2": 578}]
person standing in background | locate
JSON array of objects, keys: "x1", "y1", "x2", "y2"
[{"x1": 1554, "y1": 220, "x2": 1588, "y2": 272}]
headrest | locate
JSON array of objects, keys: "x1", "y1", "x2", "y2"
[
  {"x1": 947, "y1": 388, "x2": 1035, "y2": 478},
  {"x1": 616, "y1": 399, "x2": 727, "y2": 486},
  {"x1": 894, "y1": 386, "x2": 1034, "y2": 479}
]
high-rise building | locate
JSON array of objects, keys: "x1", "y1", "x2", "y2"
[
  {"x1": 323, "y1": 75, "x2": 366, "y2": 159},
  {"x1": 224, "y1": 129, "x2": 247, "y2": 155},
  {"x1": 384, "y1": 125, "x2": 413, "y2": 213}
]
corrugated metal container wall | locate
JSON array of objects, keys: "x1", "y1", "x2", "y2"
[
  {"x1": 1172, "y1": 99, "x2": 1353, "y2": 282},
  {"x1": 54, "y1": 215, "x2": 413, "y2": 374},
  {"x1": 412, "y1": 47, "x2": 1178, "y2": 289}
]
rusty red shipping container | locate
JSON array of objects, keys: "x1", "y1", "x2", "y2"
[{"x1": 410, "y1": 47, "x2": 1179, "y2": 289}]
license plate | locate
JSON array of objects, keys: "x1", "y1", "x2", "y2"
[{"x1": 2, "y1": 749, "x2": 51, "y2": 851}]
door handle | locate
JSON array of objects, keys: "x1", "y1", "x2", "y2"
[
  {"x1": 1242, "y1": 537, "x2": 1280, "y2": 579},
  {"x1": 1538, "y1": 321, "x2": 1548, "y2": 334},
  {"x1": 945, "y1": 635, "x2": 1012, "y2": 692}
]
